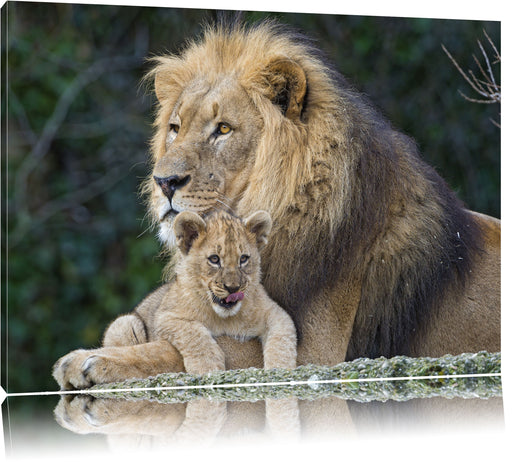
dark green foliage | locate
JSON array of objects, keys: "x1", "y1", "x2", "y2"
[{"x1": 2, "y1": 3, "x2": 500, "y2": 396}]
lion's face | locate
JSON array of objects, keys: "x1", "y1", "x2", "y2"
[
  {"x1": 173, "y1": 210, "x2": 271, "y2": 318},
  {"x1": 151, "y1": 76, "x2": 264, "y2": 246}
]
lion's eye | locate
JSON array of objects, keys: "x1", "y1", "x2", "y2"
[
  {"x1": 208, "y1": 254, "x2": 221, "y2": 265},
  {"x1": 240, "y1": 255, "x2": 250, "y2": 265},
  {"x1": 169, "y1": 123, "x2": 180, "y2": 134},
  {"x1": 216, "y1": 123, "x2": 232, "y2": 135}
]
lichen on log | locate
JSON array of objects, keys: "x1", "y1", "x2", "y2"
[{"x1": 90, "y1": 351, "x2": 501, "y2": 404}]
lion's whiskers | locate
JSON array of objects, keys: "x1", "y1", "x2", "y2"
[
  {"x1": 214, "y1": 198, "x2": 235, "y2": 213},
  {"x1": 136, "y1": 225, "x2": 151, "y2": 239},
  {"x1": 136, "y1": 208, "x2": 158, "y2": 239}
]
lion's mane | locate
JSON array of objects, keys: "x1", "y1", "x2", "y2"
[{"x1": 147, "y1": 21, "x2": 482, "y2": 360}]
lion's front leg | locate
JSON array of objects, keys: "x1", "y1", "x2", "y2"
[
  {"x1": 54, "y1": 395, "x2": 186, "y2": 436},
  {"x1": 52, "y1": 341, "x2": 184, "y2": 390}
]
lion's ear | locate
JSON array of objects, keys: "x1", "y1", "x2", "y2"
[
  {"x1": 154, "y1": 71, "x2": 168, "y2": 103},
  {"x1": 173, "y1": 212, "x2": 206, "y2": 254},
  {"x1": 154, "y1": 69, "x2": 177, "y2": 103},
  {"x1": 261, "y1": 58, "x2": 307, "y2": 121},
  {"x1": 245, "y1": 211, "x2": 272, "y2": 250},
  {"x1": 148, "y1": 57, "x2": 182, "y2": 103}
]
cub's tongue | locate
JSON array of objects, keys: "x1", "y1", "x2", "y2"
[{"x1": 225, "y1": 292, "x2": 244, "y2": 304}]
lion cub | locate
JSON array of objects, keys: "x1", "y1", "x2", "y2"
[{"x1": 128, "y1": 210, "x2": 297, "y2": 374}]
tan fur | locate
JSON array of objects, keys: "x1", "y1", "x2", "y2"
[
  {"x1": 53, "y1": 20, "x2": 500, "y2": 390},
  {"x1": 53, "y1": 210, "x2": 296, "y2": 388},
  {"x1": 53, "y1": 393, "x2": 306, "y2": 444},
  {"x1": 150, "y1": 209, "x2": 296, "y2": 374}
]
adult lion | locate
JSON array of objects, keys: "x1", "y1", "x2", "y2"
[{"x1": 54, "y1": 20, "x2": 500, "y2": 389}]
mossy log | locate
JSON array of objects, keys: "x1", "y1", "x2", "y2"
[{"x1": 90, "y1": 351, "x2": 501, "y2": 404}]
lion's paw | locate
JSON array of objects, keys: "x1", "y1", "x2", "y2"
[
  {"x1": 54, "y1": 395, "x2": 129, "y2": 434},
  {"x1": 53, "y1": 350, "x2": 109, "y2": 390}
]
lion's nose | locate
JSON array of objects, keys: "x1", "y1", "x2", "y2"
[{"x1": 154, "y1": 174, "x2": 191, "y2": 200}]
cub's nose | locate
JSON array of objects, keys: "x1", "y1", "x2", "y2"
[
  {"x1": 154, "y1": 174, "x2": 191, "y2": 200},
  {"x1": 223, "y1": 284, "x2": 241, "y2": 294}
]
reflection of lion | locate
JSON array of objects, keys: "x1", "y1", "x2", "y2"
[{"x1": 53, "y1": 21, "x2": 499, "y2": 389}]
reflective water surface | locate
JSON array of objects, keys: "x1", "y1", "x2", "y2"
[{"x1": 2, "y1": 379, "x2": 505, "y2": 461}]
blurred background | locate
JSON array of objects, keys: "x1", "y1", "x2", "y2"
[{"x1": 1, "y1": 2, "x2": 500, "y2": 400}]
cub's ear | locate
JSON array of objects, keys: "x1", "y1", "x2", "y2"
[
  {"x1": 245, "y1": 211, "x2": 272, "y2": 250},
  {"x1": 260, "y1": 58, "x2": 307, "y2": 121},
  {"x1": 173, "y1": 211, "x2": 207, "y2": 254}
]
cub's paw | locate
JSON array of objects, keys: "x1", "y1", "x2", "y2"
[{"x1": 53, "y1": 350, "x2": 110, "y2": 390}]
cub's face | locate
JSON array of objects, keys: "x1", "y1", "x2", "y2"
[
  {"x1": 150, "y1": 76, "x2": 264, "y2": 246},
  {"x1": 193, "y1": 224, "x2": 259, "y2": 319},
  {"x1": 173, "y1": 211, "x2": 271, "y2": 318}
]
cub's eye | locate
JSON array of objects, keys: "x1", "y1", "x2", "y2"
[
  {"x1": 240, "y1": 255, "x2": 250, "y2": 265},
  {"x1": 169, "y1": 123, "x2": 180, "y2": 134},
  {"x1": 216, "y1": 123, "x2": 232, "y2": 135},
  {"x1": 208, "y1": 254, "x2": 220, "y2": 265}
]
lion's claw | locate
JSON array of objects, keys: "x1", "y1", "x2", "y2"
[{"x1": 53, "y1": 350, "x2": 104, "y2": 390}]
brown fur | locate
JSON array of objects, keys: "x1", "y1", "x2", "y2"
[{"x1": 53, "y1": 20, "x2": 500, "y2": 390}]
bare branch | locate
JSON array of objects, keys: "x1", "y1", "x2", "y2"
[
  {"x1": 476, "y1": 39, "x2": 499, "y2": 95},
  {"x1": 442, "y1": 30, "x2": 500, "y2": 127},
  {"x1": 442, "y1": 44, "x2": 486, "y2": 97},
  {"x1": 483, "y1": 29, "x2": 500, "y2": 63},
  {"x1": 467, "y1": 67, "x2": 488, "y2": 96},
  {"x1": 457, "y1": 90, "x2": 498, "y2": 104}
]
